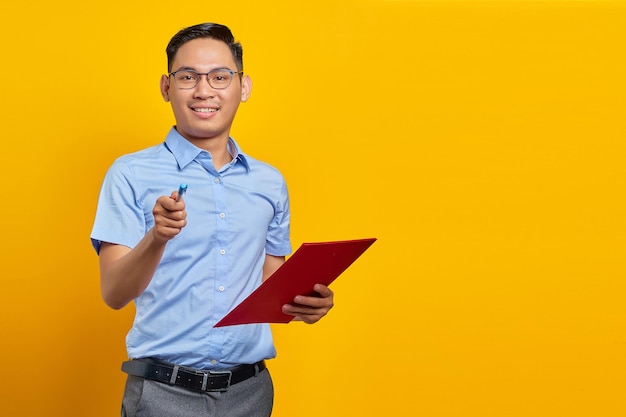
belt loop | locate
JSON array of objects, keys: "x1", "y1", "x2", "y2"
[
  {"x1": 254, "y1": 362, "x2": 259, "y2": 377},
  {"x1": 169, "y1": 365, "x2": 180, "y2": 384},
  {"x1": 201, "y1": 372, "x2": 209, "y2": 391}
]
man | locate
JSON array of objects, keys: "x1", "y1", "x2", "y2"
[{"x1": 91, "y1": 23, "x2": 334, "y2": 417}]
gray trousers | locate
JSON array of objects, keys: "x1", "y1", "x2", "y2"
[{"x1": 121, "y1": 368, "x2": 274, "y2": 417}]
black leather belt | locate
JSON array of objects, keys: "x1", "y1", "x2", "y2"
[{"x1": 121, "y1": 358, "x2": 266, "y2": 392}]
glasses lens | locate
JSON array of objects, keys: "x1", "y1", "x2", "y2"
[
  {"x1": 174, "y1": 70, "x2": 199, "y2": 89},
  {"x1": 208, "y1": 70, "x2": 233, "y2": 89}
]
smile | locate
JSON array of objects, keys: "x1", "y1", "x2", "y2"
[{"x1": 193, "y1": 108, "x2": 218, "y2": 113}]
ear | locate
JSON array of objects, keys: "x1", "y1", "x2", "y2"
[
  {"x1": 240, "y1": 75, "x2": 252, "y2": 103},
  {"x1": 160, "y1": 74, "x2": 171, "y2": 102}
]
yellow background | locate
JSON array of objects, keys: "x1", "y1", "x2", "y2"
[{"x1": 1, "y1": 1, "x2": 625, "y2": 416}]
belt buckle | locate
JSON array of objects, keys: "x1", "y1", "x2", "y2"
[{"x1": 201, "y1": 370, "x2": 232, "y2": 392}]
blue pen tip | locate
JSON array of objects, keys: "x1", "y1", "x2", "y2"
[{"x1": 179, "y1": 184, "x2": 188, "y2": 192}]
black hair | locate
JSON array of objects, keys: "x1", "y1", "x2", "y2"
[{"x1": 166, "y1": 23, "x2": 243, "y2": 72}]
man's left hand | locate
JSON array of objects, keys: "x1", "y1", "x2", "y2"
[{"x1": 282, "y1": 284, "x2": 334, "y2": 324}]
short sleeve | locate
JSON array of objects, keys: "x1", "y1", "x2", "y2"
[
  {"x1": 90, "y1": 159, "x2": 147, "y2": 254},
  {"x1": 265, "y1": 177, "x2": 291, "y2": 257}
]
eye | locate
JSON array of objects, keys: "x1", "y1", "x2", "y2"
[
  {"x1": 177, "y1": 71, "x2": 198, "y2": 82},
  {"x1": 210, "y1": 71, "x2": 231, "y2": 83}
]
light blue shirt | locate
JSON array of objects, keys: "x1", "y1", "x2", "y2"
[{"x1": 91, "y1": 127, "x2": 291, "y2": 369}]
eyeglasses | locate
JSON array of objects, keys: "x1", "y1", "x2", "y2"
[{"x1": 169, "y1": 68, "x2": 243, "y2": 90}]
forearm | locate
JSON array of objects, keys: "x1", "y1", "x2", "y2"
[
  {"x1": 99, "y1": 228, "x2": 167, "y2": 309},
  {"x1": 262, "y1": 254, "x2": 285, "y2": 282}
]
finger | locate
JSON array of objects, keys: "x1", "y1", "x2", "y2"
[
  {"x1": 282, "y1": 302, "x2": 330, "y2": 317},
  {"x1": 154, "y1": 202, "x2": 187, "y2": 221},
  {"x1": 312, "y1": 284, "x2": 333, "y2": 298},
  {"x1": 170, "y1": 190, "x2": 186, "y2": 202},
  {"x1": 153, "y1": 211, "x2": 187, "y2": 239},
  {"x1": 155, "y1": 213, "x2": 187, "y2": 227},
  {"x1": 293, "y1": 295, "x2": 330, "y2": 308},
  {"x1": 294, "y1": 288, "x2": 333, "y2": 308},
  {"x1": 282, "y1": 310, "x2": 323, "y2": 324},
  {"x1": 298, "y1": 315, "x2": 323, "y2": 324},
  {"x1": 282, "y1": 306, "x2": 326, "y2": 324},
  {"x1": 158, "y1": 195, "x2": 186, "y2": 212},
  {"x1": 157, "y1": 218, "x2": 187, "y2": 230},
  {"x1": 152, "y1": 222, "x2": 185, "y2": 242}
]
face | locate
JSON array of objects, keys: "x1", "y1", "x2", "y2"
[{"x1": 160, "y1": 38, "x2": 251, "y2": 145}]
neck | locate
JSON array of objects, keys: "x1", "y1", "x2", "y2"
[
  {"x1": 194, "y1": 137, "x2": 233, "y2": 170},
  {"x1": 210, "y1": 147, "x2": 233, "y2": 170},
  {"x1": 176, "y1": 128, "x2": 234, "y2": 170}
]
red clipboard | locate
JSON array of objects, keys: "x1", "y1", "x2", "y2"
[{"x1": 214, "y1": 238, "x2": 376, "y2": 327}]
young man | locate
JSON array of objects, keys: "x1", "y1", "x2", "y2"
[{"x1": 91, "y1": 23, "x2": 334, "y2": 417}]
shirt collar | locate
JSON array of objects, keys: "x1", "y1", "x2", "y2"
[{"x1": 164, "y1": 127, "x2": 250, "y2": 171}]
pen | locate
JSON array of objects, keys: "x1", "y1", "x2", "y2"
[{"x1": 176, "y1": 183, "x2": 187, "y2": 201}]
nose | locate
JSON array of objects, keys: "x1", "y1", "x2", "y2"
[{"x1": 193, "y1": 75, "x2": 216, "y2": 99}]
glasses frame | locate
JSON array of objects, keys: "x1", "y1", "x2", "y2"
[{"x1": 168, "y1": 68, "x2": 244, "y2": 90}]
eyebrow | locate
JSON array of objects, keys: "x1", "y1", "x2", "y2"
[{"x1": 172, "y1": 66, "x2": 234, "y2": 73}]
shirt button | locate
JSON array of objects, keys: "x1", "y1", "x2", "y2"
[
  {"x1": 211, "y1": 359, "x2": 217, "y2": 365},
  {"x1": 218, "y1": 285, "x2": 225, "y2": 292},
  {"x1": 219, "y1": 213, "x2": 225, "y2": 219},
  {"x1": 219, "y1": 249, "x2": 226, "y2": 255},
  {"x1": 214, "y1": 178, "x2": 220, "y2": 184}
]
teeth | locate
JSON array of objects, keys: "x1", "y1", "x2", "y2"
[{"x1": 194, "y1": 108, "x2": 217, "y2": 113}]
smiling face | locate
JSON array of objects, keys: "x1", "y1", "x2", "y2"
[{"x1": 160, "y1": 37, "x2": 251, "y2": 148}]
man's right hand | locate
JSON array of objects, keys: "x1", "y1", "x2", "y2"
[{"x1": 152, "y1": 191, "x2": 188, "y2": 243}]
